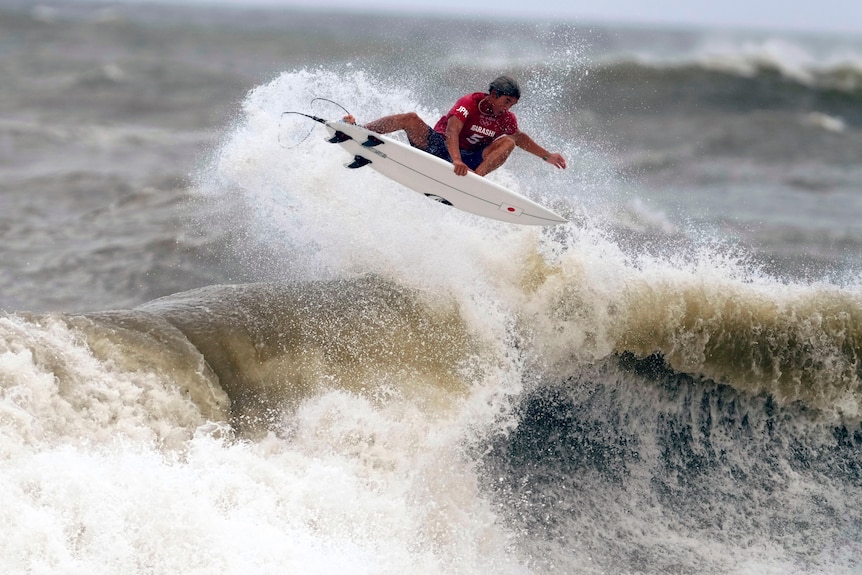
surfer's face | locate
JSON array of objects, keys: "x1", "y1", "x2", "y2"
[{"x1": 488, "y1": 93, "x2": 519, "y2": 116}]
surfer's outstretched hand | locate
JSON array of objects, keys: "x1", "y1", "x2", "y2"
[{"x1": 545, "y1": 152, "x2": 567, "y2": 170}]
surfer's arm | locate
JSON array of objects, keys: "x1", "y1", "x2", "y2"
[
  {"x1": 512, "y1": 131, "x2": 567, "y2": 170},
  {"x1": 445, "y1": 116, "x2": 469, "y2": 176}
]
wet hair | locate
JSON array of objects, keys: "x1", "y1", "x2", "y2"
[{"x1": 489, "y1": 75, "x2": 521, "y2": 99}]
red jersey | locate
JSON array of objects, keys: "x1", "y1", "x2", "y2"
[{"x1": 433, "y1": 92, "x2": 519, "y2": 152}]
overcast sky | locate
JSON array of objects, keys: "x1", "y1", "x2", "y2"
[{"x1": 156, "y1": 0, "x2": 862, "y2": 35}]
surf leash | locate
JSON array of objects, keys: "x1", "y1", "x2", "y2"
[{"x1": 279, "y1": 98, "x2": 353, "y2": 148}]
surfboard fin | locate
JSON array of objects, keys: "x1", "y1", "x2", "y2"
[
  {"x1": 346, "y1": 155, "x2": 372, "y2": 169},
  {"x1": 424, "y1": 194, "x2": 453, "y2": 206},
  {"x1": 327, "y1": 130, "x2": 352, "y2": 143},
  {"x1": 361, "y1": 135, "x2": 384, "y2": 148}
]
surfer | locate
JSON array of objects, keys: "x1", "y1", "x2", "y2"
[{"x1": 343, "y1": 75, "x2": 567, "y2": 177}]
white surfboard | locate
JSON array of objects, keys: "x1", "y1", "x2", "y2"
[{"x1": 324, "y1": 121, "x2": 567, "y2": 226}]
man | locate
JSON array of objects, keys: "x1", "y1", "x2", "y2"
[{"x1": 344, "y1": 75, "x2": 567, "y2": 177}]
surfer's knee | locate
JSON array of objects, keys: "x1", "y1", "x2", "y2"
[
  {"x1": 484, "y1": 136, "x2": 516, "y2": 161},
  {"x1": 497, "y1": 135, "x2": 516, "y2": 152},
  {"x1": 476, "y1": 137, "x2": 516, "y2": 176},
  {"x1": 399, "y1": 112, "x2": 426, "y2": 130},
  {"x1": 395, "y1": 113, "x2": 431, "y2": 148},
  {"x1": 368, "y1": 112, "x2": 425, "y2": 136}
]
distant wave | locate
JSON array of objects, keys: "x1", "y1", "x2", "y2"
[
  {"x1": 585, "y1": 58, "x2": 862, "y2": 99},
  {"x1": 587, "y1": 33, "x2": 862, "y2": 101},
  {"x1": 571, "y1": 57, "x2": 862, "y2": 131}
]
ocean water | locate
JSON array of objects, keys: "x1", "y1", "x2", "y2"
[{"x1": 2, "y1": 1, "x2": 862, "y2": 573}]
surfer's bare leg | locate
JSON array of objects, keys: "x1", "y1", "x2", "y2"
[
  {"x1": 367, "y1": 113, "x2": 433, "y2": 148},
  {"x1": 344, "y1": 113, "x2": 432, "y2": 148},
  {"x1": 475, "y1": 136, "x2": 516, "y2": 176}
]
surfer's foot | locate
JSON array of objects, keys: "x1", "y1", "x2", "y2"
[{"x1": 343, "y1": 114, "x2": 356, "y2": 124}]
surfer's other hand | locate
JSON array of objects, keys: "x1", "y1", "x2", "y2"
[
  {"x1": 452, "y1": 160, "x2": 469, "y2": 176},
  {"x1": 545, "y1": 152, "x2": 567, "y2": 169}
]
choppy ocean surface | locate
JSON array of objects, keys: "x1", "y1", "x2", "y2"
[{"x1": 2, "y1": 1, "x2": 862, "y2": 573}]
